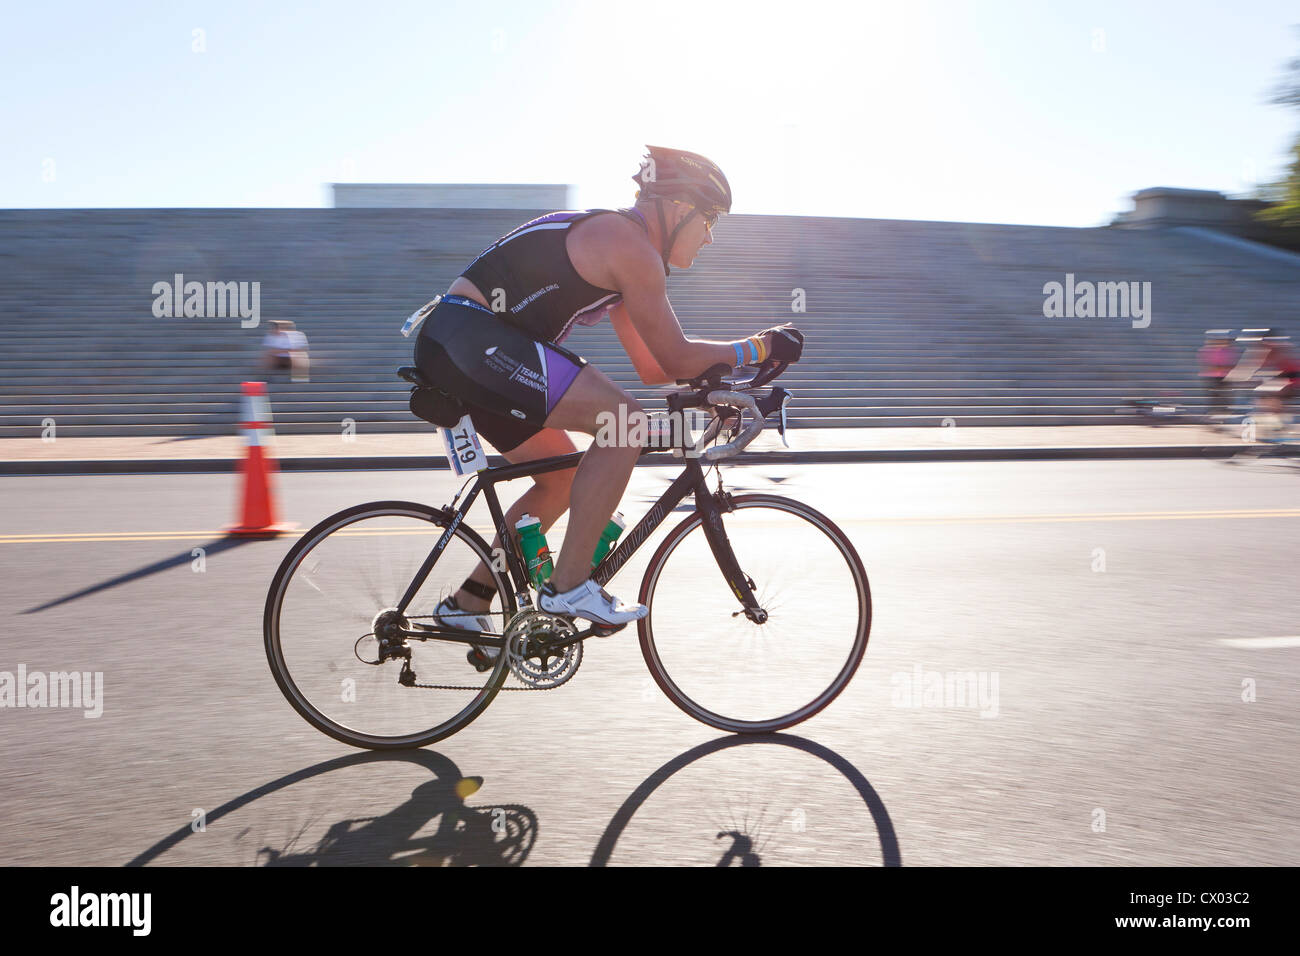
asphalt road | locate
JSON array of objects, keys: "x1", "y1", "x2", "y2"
[{"x1": 1, "y1": 458, "x2": 1297, "y2": 866}]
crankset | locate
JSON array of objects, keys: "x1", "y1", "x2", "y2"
[
  {"x1": 511, "y1": 613, "x2": 627, "y2": 649},
  {"x1": 498, "y1": 611, "x2": 631, "y2": 689},
  {"x1": 503, "y1": 609, "x2": 584, "y2": 689}
]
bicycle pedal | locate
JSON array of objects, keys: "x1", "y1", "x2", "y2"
[
  {"x1": 466, "y1": 649, "x2": 494, "y2": 672},
  {"x1": 587, "y1": 622, "x2": 627, "y2": 638}
]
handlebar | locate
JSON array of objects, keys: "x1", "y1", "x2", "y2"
[
  {"x1": 664, "y1": 360, "x2": 793, "y2": 461},
  {"x1": 674, "y1": 360, "x2": 789, "y2": 392},
  {"x1": 700, "y1": 390, "x2": 763, "y2": 461}
]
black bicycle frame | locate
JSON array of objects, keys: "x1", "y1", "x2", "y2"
[{"x1": 392, "y1": 448, "x2": 763, "y2": 640}]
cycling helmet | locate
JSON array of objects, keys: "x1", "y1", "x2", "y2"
[
  {"x1": 633, "y1": 145, "x2": 732, "y2": 215},
  {"x1": 632, "y1": 145, "x2": 731, "y2": 274}
]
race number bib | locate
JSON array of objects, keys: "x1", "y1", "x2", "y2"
[{"x1": 440, "y1": 414, "x2": 487, "y2": 475}]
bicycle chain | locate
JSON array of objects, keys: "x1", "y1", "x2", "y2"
[
  {"x1": 403, "y1": 656, "x2": 581, "y2": 693},
  {"x1": 399, "y1": 610, "x2": 576, "y2": 692},
  {"x1": 404, "y1": 678, "x2": 552, "y2": 692}
]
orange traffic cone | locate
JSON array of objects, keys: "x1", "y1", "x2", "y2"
[{"x1": 226, "y1": 381, "x2": 295, "y2": 537}]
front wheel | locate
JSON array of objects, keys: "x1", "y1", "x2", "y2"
[{"x1": 638, "y1": 494, "x2": 871, "y2": 733}]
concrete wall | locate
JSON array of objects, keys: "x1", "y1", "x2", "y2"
[{"x1": 332, "y1": 183, "x2": 570, "y2": 209}]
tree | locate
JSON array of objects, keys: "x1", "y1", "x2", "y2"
[{"x1": 1257, "y1": 28, "x2": 1300, "y2": 227}]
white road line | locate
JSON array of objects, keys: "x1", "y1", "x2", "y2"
[{"x1": 1216, "y1": 636, "x2": 1300, "y2": 649}]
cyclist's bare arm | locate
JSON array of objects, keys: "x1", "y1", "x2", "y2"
[
  {"x1": 570, "y1": 214, "x2": 744, "y2": 381},
  {"x1": 608, "y1": 301, "x2": 671, "y2": 385}
]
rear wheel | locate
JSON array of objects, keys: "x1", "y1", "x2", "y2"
[
  {"x1": 638, "y1": 494, "x2": 870, "y2": 733},
  {"x1": 264, "y1": 501, "x2": 515, "y2": 749}
]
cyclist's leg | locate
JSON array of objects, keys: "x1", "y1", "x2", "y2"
[
  {"x1": 541, "y1": 364, "x2": 645, "y2": 593},
  {"x1": 1257, "y1": 384, "x2": 1285, "y2": 439},
  {"x1": 413, "y1": 298, "x2": 641, "y2": 602},
  {"x1": 453, "y1": 427, "x2": 579, "y2": 615},
  {"x1": 290, "y1": 347, "x2": 310, "y2": 383},
  {"x1": 415, "y1": 303, "x2": 581, "y2": 615},
  {"x1": 1275, "y1": 375, "x2": 1298, "y2": 434}
]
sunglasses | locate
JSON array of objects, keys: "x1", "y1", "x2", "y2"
[{"x1": 671, "y1": 200, "x2": 720, "y2": 230}]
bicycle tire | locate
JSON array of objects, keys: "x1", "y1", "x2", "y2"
[
  {"x1": 637, "y1": 494, "x2": 871, "y2": 733},
  {"x1": 264, "y1": 500, "x2": 515, "y2": 750}
]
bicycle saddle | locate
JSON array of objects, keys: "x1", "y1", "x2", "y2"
[{"x1": 397, "y1": 366, "x2": 432, "y2": 388}]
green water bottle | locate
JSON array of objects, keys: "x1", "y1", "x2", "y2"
[
  {"x1": 515, "y1": 514, "x2": 553, "y2": 588},
  {"x1": 591, "y1": 512, "x2": 627, "y2": 569}
]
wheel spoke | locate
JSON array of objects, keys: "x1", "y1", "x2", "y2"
[
  {"x1": 265, "y1": 503, "x2": 514, "y2": 749},
  {"x1": 639, "y1": 495, "x2": 870, "y2": 732}
]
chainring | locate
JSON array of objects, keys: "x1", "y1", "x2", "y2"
[{"x1": 503, "y1": 609, "x2": 582, "y2": 690}]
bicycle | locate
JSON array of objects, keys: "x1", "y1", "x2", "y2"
[
  {"x1": 1115, "y1": 392, "x2": 1187, "y2": 425},
  {"x1": 264, "y1": 359, "x2": 872, "y2": 750},
  {"x1": 1224, "y1": 374, "x2": 1300, "y2": 466}
]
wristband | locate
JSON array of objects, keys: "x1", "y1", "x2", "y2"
[{"x1": 732, "y1": 342, "x2": 745, "y2": 367}]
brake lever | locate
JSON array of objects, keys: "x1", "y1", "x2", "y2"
[{"x1": 748, "y1": 386, "x2": 792, "y2": 447}]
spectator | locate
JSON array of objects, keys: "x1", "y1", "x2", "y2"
[
  {"x1": 1198, "y1": 330, "x2": 1237, "y2": 422},
  {"x1": 260, "y1": 320, "x2": 310, "y2": 383}
]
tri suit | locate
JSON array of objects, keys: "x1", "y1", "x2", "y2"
[{"x1": 413, "y1": 208, "x2": 647, "y2": 452}]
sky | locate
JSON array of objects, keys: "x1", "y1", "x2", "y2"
[{"x1": 1, "y1": 0, "x2": 1297, "y2": 227}]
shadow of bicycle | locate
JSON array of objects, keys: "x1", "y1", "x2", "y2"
[
  {"x1": 127, "y1": 750, "x2": 536, "y2": 867},
  {"x1": 590, "y1": 733, "x2": 900, "y2": 867}
]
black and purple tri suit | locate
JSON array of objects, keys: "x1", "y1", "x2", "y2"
[{"x1": 414, "y1": 208, "x2": 646, "y2": 453}]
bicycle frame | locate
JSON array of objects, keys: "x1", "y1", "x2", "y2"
[{"x1": 392, "y1": 446, "x2": 764, "y2": 647}]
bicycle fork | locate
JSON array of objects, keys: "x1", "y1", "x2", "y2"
[{"x1": 698, "y1": 488, "x2": 767, "y2": 625}]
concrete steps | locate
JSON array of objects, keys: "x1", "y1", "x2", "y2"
[{"x1": 2, "y1": 207, "x2": 1295, "y2": 437}]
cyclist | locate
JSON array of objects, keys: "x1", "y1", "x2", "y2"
[
  {"x1": 1198, "y1": 329, "x2": 1236, "y2": 423},
  {"x1": 413, "y1": 146, "x2": 804, "y2": 663},
  {"x1": 1227, "y1": 328, "x2": 1300, "y2": 439}
]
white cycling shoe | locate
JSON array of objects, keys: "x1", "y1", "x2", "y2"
[
  {"x1": 538, "y1": 578, "x2": 648, "y2": 627},
  {"x1": 434, "y1": 596, "x2": 498, "y2": 666}
]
